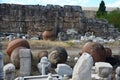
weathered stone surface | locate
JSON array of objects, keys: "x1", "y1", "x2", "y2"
[
  {"x1": 72, "y1": 52, "x2": 93, "y2": 80},
  {"x1": 37, "y1": 57, "x2": 51, "y2": 75},
  {"x1": 0, "y1": 4, "x2": 119, "y2": 38},
  {"x1": 95, "y1": 62, "x2": 113, "y2": 78},
  {"x1": 15, "y1": 74, "x2": 60, "y2": 80},
  {"x1": 92, "y1": 62, "x2": 113, "y2": 80},
  {"x1": 116, "y1": 66, "x2": 120, "y2": 76},
  {"x1": 85, "y1": 18, "x2": 120, "y2": 38},
  {"x1": 116, "y1": 67, "x2": 120, "y2": 80},
  {"x1": 55, "y1": 64, "x2": 73, "y2": 76},
  {"x1": 58, "y1": 31, "x2": 68, "y2": 41},
  {"x1": 19, "y1": 49, "x2": 32, "y2": 76},
  {"x1": 3, "y1": 63, "x2": 15, "y2": 80}
]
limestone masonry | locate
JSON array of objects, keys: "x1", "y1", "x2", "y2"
[{"x1": 0, "y1": 4, "x2": 119, "y2": 38}]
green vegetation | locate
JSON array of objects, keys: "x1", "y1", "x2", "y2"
[
  {"x1": 66, "y1": 41, "x2": 75, "y2": 46},
  {"x1": 105, "y1": 9, "x2": 120, "y2": 31},
  {"x1": 96, "y1": 0, "x2": 107, "y2": 18},
  {"x1": 96, "y1": 0, "x2": 120, "y2": 31}
]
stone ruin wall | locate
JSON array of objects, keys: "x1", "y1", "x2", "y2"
[
  {"x1": 0, "y1": 4, "x2": 119, "y2": 38},
  {"x1": 0, "y1": 4, "x2": 85, "y2": 36}
]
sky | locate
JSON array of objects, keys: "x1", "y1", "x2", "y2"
[{"x1": 0, "y1": 0, "x2": 120, "y2": 8}]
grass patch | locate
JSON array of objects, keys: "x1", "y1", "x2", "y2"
[
  {"x1": 28, "y1": 40, "x2": 71, "y2": 49},
  {"x1": 66, "y1": 41, "x2": 75, "y2": 46}
]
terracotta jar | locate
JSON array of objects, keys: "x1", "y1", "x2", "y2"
[
  {"x1": 10, "y1": 47, "x2": 27, "y2": 69},
  {"x1": 6, "y1": 38, "x2": 30, "y2": 57},
  {"x1": 42, "y1": 29, "x2": 56, "y2": 41},
  {"x1": 105, "y1": 47, "x2": 112, "y2": 58},
  {"x1": 37, "y1": 50, "x2": 48, "y2": 62}
]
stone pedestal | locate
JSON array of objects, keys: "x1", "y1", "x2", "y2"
[{"x1": 19, "y1": 49, "x2": 32, "y2": 76}]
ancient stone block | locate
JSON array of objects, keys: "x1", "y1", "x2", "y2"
[
  {"x1": 3, "y1": 63, "x2": 15, "y2": 80},
  {"x1": 55, "y1": 64, "x2": 73, "y2": 76},
  {"x1": 19, "y1": 49, "x2": 32, "y2": 76},
  {"x1": 95, "y1": 62, "x2": 113, "y2": 78}
]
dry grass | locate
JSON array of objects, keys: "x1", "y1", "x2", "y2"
[
  {"x1": 104, "y1": 40, "x2": 120, "y2": 48},
  {"x1": 27, "y1": 40, "x2": 85, "y2": 50},
  {"x1": 28, "y1": 40, "x2": 70, "y2": 49},
  {"x1": 1, "y1": 39, "x2": 76, "y2": 50},
  {"x1": 2, "y1": 39, "x2": 119, "y2": 50},
  {"x1": 1, "y1": 39, "x2": 120, "y2": 58}
]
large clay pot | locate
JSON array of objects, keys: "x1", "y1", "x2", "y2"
[
  {"x1": 37, "y1": 50, "x2": 48, "y2": 62},
  {"x1": 6, "y1": 39, "x2": 30, "y2": 57},
  {"x1": 80, "y1": 42, "x2": 106, "y2": 62},
  {"x1": 42, "y1": 29, "x2": 56, "y2": 41},
  {"x1": 10, "y1": 47, "x2": 27, "y2": 69},
  {"x1": 105, "y1": 47, "x2": 112, "y2": 58}
]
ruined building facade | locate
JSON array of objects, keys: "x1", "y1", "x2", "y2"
[{"x1": 0, "y1": 4, "x2": 119, "y2": 38}]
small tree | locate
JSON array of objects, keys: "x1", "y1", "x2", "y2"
[{"x1": 96, "y1": 0, "x2": 107, "y2": 18}]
